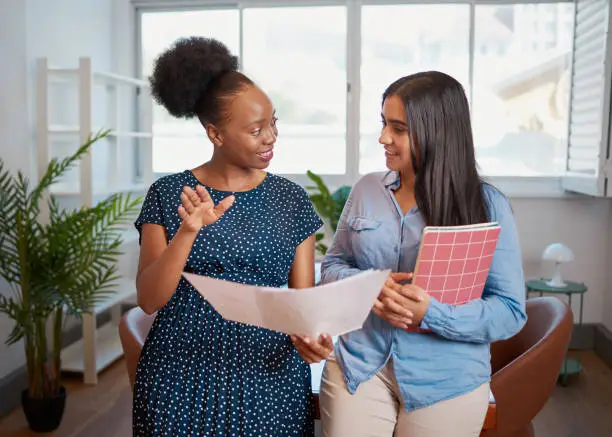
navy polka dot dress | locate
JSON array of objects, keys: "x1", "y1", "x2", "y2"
[{"x1": 132, "y1": 170, "x2": 323, "y2": 437}]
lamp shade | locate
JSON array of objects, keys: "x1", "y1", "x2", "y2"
[
  {"x1": 542, "y1": 243, "x2": 574, "y2": 287},
  {"x1": 542, "y1": 243, "x2": 574, "y2": 263}
]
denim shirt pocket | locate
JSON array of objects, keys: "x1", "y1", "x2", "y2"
[{"x1": 347, "y1": 216, "x2": 382, "y2": 269}]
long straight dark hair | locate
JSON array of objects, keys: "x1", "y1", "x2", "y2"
[{"x1": 383, "y1": 71, "x2": 489, "y2": 227}]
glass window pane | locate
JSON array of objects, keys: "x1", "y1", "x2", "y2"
[
  {"x1": 140, "y1": 10, "x2": 240, "y2": 175},
  {"x1": 242, "y1": 6, "x2": 347, "y2": 175},
  {"x1": 473, "y1": 4, "x2": 574, "y2": 176},
  {"x1": 360, "y1": 5, "x2": 470, "y2": 175}
]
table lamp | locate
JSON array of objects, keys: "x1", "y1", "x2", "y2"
[{"x1": 542, "y1": 243, "x2": 574, "y2": 287}]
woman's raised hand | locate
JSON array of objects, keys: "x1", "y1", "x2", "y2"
[{"x1": 178, "y1": 185, "x2": 235, "y2": 233}]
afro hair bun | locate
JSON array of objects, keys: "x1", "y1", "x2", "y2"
[{"x1": 149, "y1": 37, "x2": 239, "y2": 119}]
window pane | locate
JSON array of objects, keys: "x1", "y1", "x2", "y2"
[
  {"x1": 473, "y1": 4, "x2": 574, "y2": 176},
  {"x1": 140, "y1": 10, "x2": 239, "y2": 174},
  {"x1": 242, "y1": 6, "x2": 347, "y2": 175},
  {"x1": 360, "y1": 5, "x2": 470, "y2": 174}
]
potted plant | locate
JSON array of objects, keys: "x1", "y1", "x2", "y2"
[
  {"x1": 0, "y1": 130, "x2": 141, "y2": 432},
  {"x1": 305, "y1": 170, "x2": 351, "y2": 256}
]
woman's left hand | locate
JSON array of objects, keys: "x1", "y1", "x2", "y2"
[
  {"x1": 291, "y1": 333, "x2": 334, "y2": 364},
  {"x1": 373, "y1": 281, "x2": 431, "y2": 328}
]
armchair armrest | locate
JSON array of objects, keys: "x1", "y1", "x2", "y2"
[{"x1": 488, "y1": 301, "x2": 572, "y2": 435}]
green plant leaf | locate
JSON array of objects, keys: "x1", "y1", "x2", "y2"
[
  {"x1": 305, "y1": 171, "x2": 353, "y2": 255},
  {"x1": 306, "y1": 170, "x2": 332, "y2": 197},
  {"x1": 0, "y1": 129, "x2": 142, "y2": 396},
  {"x1": 28, "y1": 129, "x2": 111, "y2": 215},
  {"x1": 0, "y1": 295, "x2": 30, "y2": 345},
  {"x1": 316, "y1": 243, "x2": 328, "y2": 255}
]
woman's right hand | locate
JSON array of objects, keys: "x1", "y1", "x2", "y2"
[
  {"x1": 372, "y1": 272, "x2": 416, "y2": 329},
  {"x1": 178, "y1": 185, "x2": 235, "y2": 233},
  {"x1": 291, "y1": 333, "x2": 334, "y2": 364}
]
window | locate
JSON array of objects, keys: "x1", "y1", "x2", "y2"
[
  {"x1": 360, "y1": 4, "x2": 470, "y2": 174},
  {"x1": 242, "y1": 6, "x2": 347, "y2": 175},
  {"x1": 137, "y1": 1, "x2": 611, "y2": 197},
  {"x1": 472, "y1": 3, "x2": 573, "y2": 177},
  {"x1": 360, "y1": 3, "x2": 573, "y2": 177},
  {"x1": 139, "y1": 6, "x2": 346, "y2": 176}
]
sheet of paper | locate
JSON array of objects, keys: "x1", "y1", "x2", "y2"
[{"x1": 182, "y1": 269, "x2": 390, "y2": 337}]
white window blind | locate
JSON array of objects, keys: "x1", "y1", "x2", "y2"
[{"x1": 563, "y1": 0, "x2": 611, "y2": 196}]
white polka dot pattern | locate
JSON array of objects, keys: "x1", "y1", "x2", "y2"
[{"x1": 132, "y1": 170, "x2": 323, "y2": 436}]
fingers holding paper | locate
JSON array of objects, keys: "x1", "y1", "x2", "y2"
[
  {"x1": 373, "y1": 274, "x2": 430, "y2": 329},
  {"x1": 372, "y1": 276, "x2": 413, "y2": 328},
  {"x1": 291, "y1": 333, "x2": 334, "y2": 364},
  {"x1": 389, "y1": 272, "x2": 413, "y2": 284}
]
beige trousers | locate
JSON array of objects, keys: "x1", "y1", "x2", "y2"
[{"x1": 320, "y1": 357, "x2": 490, "y2": 437}]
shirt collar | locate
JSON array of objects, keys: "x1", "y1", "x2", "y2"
[
  {"x1": 382, "y1": 171, "x2": 420, "y2": 214},
  {"x1": 382, "y1": 171, "x2": 401, "y2": 190}
]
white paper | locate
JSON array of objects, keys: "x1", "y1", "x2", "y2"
[{"x1": 182, "y1": 269, "x2": 391, "y2": 337}]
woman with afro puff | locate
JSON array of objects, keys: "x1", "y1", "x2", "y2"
[{"x1": 132, "y1": 37, "x2": 333, "y2": 436}]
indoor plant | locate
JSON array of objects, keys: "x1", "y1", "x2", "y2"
[
  {"x1": 305, "y1": 170, "x2": 351, "y2": 256},
  {"x1": 0, "y1": 130, "x2": 141, "y2": 432}
]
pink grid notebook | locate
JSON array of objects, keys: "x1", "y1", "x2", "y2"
[{"x1": 407, "y1": 222, "x2": 501, "y2": 332}]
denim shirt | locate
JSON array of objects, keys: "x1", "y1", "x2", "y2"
[{"x1": 320, "y1": 171, "x2": 527, "y2": 411}]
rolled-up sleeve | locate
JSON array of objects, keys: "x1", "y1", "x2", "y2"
[{"x1": 420, "y1": 189, "x2": 527, "y2": 343}]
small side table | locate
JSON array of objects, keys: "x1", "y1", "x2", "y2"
[{"x1": 525, "y1": 278, "x2": 587, "y2": 386}]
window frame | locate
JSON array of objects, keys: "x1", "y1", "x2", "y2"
[{"x1": 134, "y1": 0, "x2": 582, "y2": 198}]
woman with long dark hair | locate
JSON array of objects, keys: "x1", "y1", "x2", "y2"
[{"x1": 319, "y1": 71, "x2": 527, "y2": 436}]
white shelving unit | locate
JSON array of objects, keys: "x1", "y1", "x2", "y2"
[{"x1": 36, "y1": 57, "x2": 153, "y2": 384}]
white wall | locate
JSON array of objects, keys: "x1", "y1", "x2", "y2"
[
  {"x1": 0, "y1": 1, "x2": 31, "y2": 177},
  {"x1": 0, "y1": 0, "x2": 123, "y2": 380},
  {"x1": 511, "y1": 196, "x2": 611, "y2": 325},
  {"x1": 29, "y1": 0, "x2": 117, "y2": 192},
  {"x1": 25, "y1": 1, "x2": 113, "y2": 72},
  {"x1": 0, "y1": 0, "x2": 35, "y2": 381}
]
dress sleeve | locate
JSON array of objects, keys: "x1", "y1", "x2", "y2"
[
  {"x1": 291, "y1": 186, "x2": 324, "y2": 247},
  {"x1": 134, "y1": 181, "x2": 166, "y2": 244}
]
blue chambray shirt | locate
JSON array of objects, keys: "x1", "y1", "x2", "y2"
[{"x1": 320, "y1": 171, "x2": 527, "y2": 411}]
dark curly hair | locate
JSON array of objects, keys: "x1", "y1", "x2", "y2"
[{"x1": 149, "y1": 36, "x2": 253, "y2": 125}]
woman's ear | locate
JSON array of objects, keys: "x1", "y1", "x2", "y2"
[{"x1": 206, "y1": 123, "x2": 223, "y2": 147}]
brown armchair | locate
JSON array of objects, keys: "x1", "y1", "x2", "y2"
[
  {"x1": 118, "y1": 296, "x2": 572, "y2": 436},
  {"x1": 118, "y1": 306, "x2": 156, "y2": 390},
  {"x1": 484, "y1": 296, "x2": 573, "y2": 437}
]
